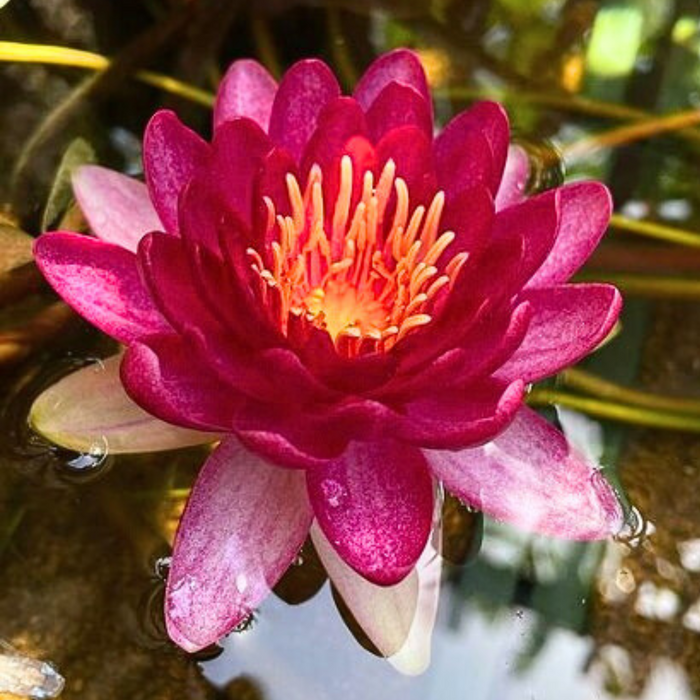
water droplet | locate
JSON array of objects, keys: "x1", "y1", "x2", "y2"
[
  {"x1": 292, "y1": 552, "x2": 304, "y2": 567},
  {"x1": 233, "y1": 612, "x2": 257, "y2": 633},
  {"x1": 59, "y1": 436, "x2": 112, "y2": 483},
  {"x1": 614, "y1": 506, "x2": 648, "y2": 548},
  {"x1": 516, "y1": 138, "x2": 565, "y2": 193},
  {"x1": 154, "y1": 556, "x2": 171, "y2": 581},
  {"x1": 321, "y1": 479, "x2": 347, "y2": 508}
]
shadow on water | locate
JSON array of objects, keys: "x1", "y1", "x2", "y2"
[{"x1": 2, "y1": 0, "x2": 700, "y2": 698}]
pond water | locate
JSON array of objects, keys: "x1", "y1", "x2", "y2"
[{"x1": 3, "y1": 0, "x2": 700, "y2": 698}]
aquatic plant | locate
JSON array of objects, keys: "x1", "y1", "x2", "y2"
[{"x1": 31, "y1": 49, "x2": 623, "y2": 667}]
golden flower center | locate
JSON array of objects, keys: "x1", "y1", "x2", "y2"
[{"x1": 247, "y1": 155, "x2": 468, "y2": 357}]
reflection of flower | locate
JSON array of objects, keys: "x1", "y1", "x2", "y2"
[{"x1": 32, "y1": 49, "x2": 623, "y2": 664}]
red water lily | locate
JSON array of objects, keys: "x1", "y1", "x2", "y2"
[{"x1": 31, "y1": 49, "x2": 623, "y2": 665}]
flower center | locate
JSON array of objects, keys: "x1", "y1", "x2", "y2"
[{"x1": 248, "y1": 155, "x2": 468, "y2": 357}]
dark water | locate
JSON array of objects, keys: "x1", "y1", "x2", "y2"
[{"x1": 2, "y1": 0, "x2": 700, "y2": 698}]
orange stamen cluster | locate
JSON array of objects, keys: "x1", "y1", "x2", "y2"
[{"x1": 247, "y1": 155, "x2": 467, "y2": 357}]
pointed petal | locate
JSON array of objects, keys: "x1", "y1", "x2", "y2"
[
  {"x1": 435, "y1": 101, "x2": 509, "y2": 196},
  {"x1": 214, "y1": 59, "x2": 277, "y2": 131},
  {"x1": 72, "y1": 165, "x2": 163, "y2": 251},
  {"x1": 30, "y1": 355, "x2": 216, "y2": 453},
  {"x1": 354, "y1": 49, "x2": 430, "y2": 114},
  {"x1": 528, "y1": 182, "x2": 612, "y2": 287},
  {"x1": 426, "y1": 406, "x2": 624, "y2": 540},
  {"x1": 495, "y1": 145, "x2": 530, "y2": 211},
  {"x1": 497, "y1": 283, "x2": 622, "y2": 383},
  {"x1": 311, "y1": 522, "x2": 417, "y2": 657},
  {"x1": 166, "y1": 437, "x2": 313, "y2": 652},
  {"x1": 269, "y1": 59, "x2": 340, "y2": 162},
  {"x1": 34, "y1": 232, "x2": 170, "y2": 344},
  {"x1": 365, "y1": 82, "x2": 432, "y2": 142},
  {"x1": 211, "y1": 118, "x2": 273, "y2": 228},
  {"x1": 306, "y1": 441, "x2": 433, "y2": 585},
  {"x1": 121, "y1": 333, "x2": 245, "y2": 432},
  {"x1": 143, "y1": 110, "x2": 209, "y2": 234},
  {"x1": 395, "y1": 379, "x2": 525, "y2": 450}
]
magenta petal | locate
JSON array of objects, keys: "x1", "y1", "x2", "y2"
[
  {"x1": 426, "y1": 406, "x2": 625, "y2": 540},
  {"x1": 528, "y1": 182, "x2": 612, "y2": 287},
  {"x1": 396, "y1": 379, "x2": 525, "y2": 450},
  {"x1": 143, "y1": 110, "x2": 209, "y2": 234},
  {"x1": 492, "y1": 188, "x2": 560, "y2": 287},
  {"x1": 166, "y1": 437, "x2": 313, "y2": 652},
  {"x1": 72, "y1": 166, "x2": 163, "y2": 252},
  {"x1": 497, "y1": 283, "x2": 622, "y2": 383},
  {"x1": 495, "y1": 145, "x2": 530, "y2": 211},
  {"x1": 211, "y1": 118, "x2": 273, "y2": 228},
  {"x1": 269, "y1": 59, "x2": 341, "y2": 162},
  {"x1": 121, "y1": 334, "x2": 244, "y2": 432},
  {"x1": 34, "y1": 232, "x2": 170, "y2": 344},
  {"x1": 214, "y1": 59, "x2": 277, "y2": 131},
  {"x1": 365, "y1": 82, "x2": 432, "y2": 142},
  {"x1": 306, "y1": 441, "x2": 434, "y2": 586},
  {"x1": 434, "y1": 101, "x2": 509, "y2": 196},
  {"x1": 354, "y1": 49, "x2": 430, "y2": 115},
  {"x1": 375, "y1": 126, "x2": 437, "y2": 207}
]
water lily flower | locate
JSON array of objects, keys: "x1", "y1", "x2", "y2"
[{"x1": 31, "y1": 49, "x2": 623, "y2": 666}]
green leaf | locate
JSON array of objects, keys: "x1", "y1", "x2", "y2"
[{"x1": 41, "y1": 137, "x2": 95, "y2": 232}]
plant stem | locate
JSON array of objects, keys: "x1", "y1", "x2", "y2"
[
  {"x1": 527, "y1": 389, "x2": 700, "y2": 433},
  {"x1": 561, "y1": 109, "x2": 700, "y2": 161},
  {"x1": 442, "y1": 86, "x2": 700, "y2": 145},
  {"x1": 0, "y1": 41, "x2": 214, "y2": 107},
  {"x1": 561, "y1": 368, "x2": 700, "y2": 416},
  {"x1": 575, "y1": 271, "x2": 700, "y2": 300},
  {"x1": 608, "y1": 214, "x2": 700, "y2": 248}
]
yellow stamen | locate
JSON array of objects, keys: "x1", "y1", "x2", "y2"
[{"x1": 248, "y1": 157, "x2": 465, "y2": 356}]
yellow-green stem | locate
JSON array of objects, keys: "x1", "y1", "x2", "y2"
[
  {"x1": 0, "y1": 41, "x2": 214, "y2": 107},
  {"x1": 561, "y1": 109, "x2": 700, "y2": 161},
  {"x1": 442, "y1": 86, "x2": 700, "y2": 146},
  {"x1": 575, "y1": 271, "x2": 700, "y2": 300},
  {"x1": 609, "y1": 214, "x2": 700, "y2": 248},
  {"x1": 561, "y1": 368, "x2": 700, "y2": 417},
  {"x1": 527, "y1": 389, "x2": 700, "y2": 433}
]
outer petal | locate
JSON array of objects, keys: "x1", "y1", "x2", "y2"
[
  {"x1": 395, "y1": 379, "x2": 526, "y2": 450},
  {"x1": 495, "y1": 144, "x2": 530, "y2": 211},
  {"x1": 528, "y1": 182, "x2": 612, "y2": 287},
  {"x1": 34, "y1": 232, "x2": 170, "y2": 344},
  {"x1": 268, "y1": 59, "x2": 341, "y2": 162},
  {"x1": 306, "y1": 440, "x2": 434, "y2": 585},
  {"x1": 214, "y1": 59, "x2": 277, "y2": 131},
  {"x1": 121, "y1": 333, "x2": 244, "y2": 432},
  {"x1": 72, "y1": 165, "x2": 163, "y2": 252},
  {"x1": 143, "y1": 110, "x2": 209, "y2": 234},
  {"x1": 30, "y1": 355, "x2": 216, "y2": 453},
  {"x1": 425, "y1": 406, "x2": 624, "y2": 540},
  {"x1": 497, "y1": 283, "x2": 622, "y2": 383},
  {"x1": 354, "y1": 49, "x2": 430, "y2": 115},
  {"x1": 166, "y1": 437, "x2": 313, "y2": 652}
]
